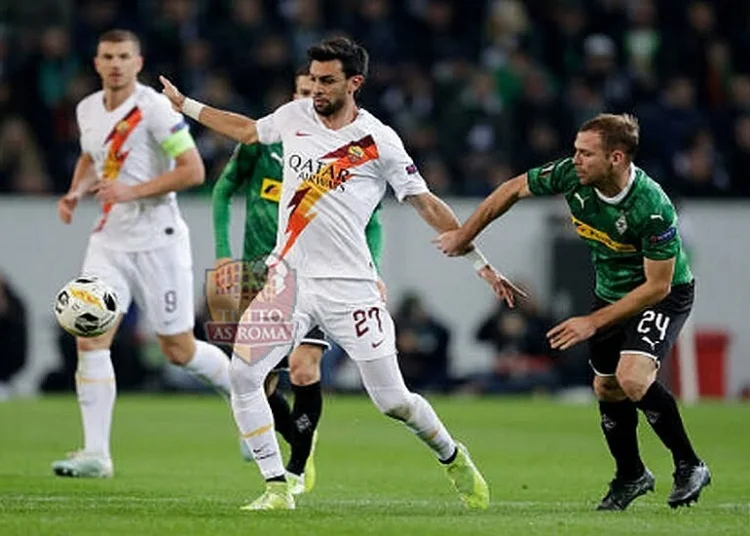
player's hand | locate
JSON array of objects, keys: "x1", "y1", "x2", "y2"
[
  {"x1": 547, "y1": 316, "x2": 597, "y2": 350},
  {"x1": 57, "y1": 193, "x2": 80, "y2": 224},
  {"x1": 376, "y1": 278, "x2": 388, "y2": 304},
  {"x1": 214, "y1": 257, "x2": 235, "y2": 289},
  {"x1": 159, "y1": 75, "x2": 185, "y2": 112},
  {"x1": 92, "y1": 181, "x2": 137, "y2": 204},
  {"x1": 477, "y1": 265, "x2": 528, "y2": 308},
  {"x1": 433, "y1": 229, "x2": 471, "y2": 257}
]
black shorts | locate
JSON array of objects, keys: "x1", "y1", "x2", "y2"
[
  {"x1": 271, "y1": 326, "x2": 329, "y2": 372},
  {"x1": 589, "y1": 281, "x2": 694, "y2": 376}
]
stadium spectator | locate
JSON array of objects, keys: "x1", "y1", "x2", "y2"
[
  {"x1": 394, "y1": 292, "x2": 452, "y2": 393},
  {"x1": 461, "y1": 285, "x2": 559, "y2": 395},
  {"x1": 0, "y1": 273, "x2": 28, "y2": 398},
  {"x1": 0, "y1": 0, "x2": 748, "y2": 198}
]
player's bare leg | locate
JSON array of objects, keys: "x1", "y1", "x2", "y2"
[
  {"x1": 357, "y1": 355, "x2": 489, "y2": 510},
  {"x1": 52, "y1": 316, "x2": 123, "y2": 478}
]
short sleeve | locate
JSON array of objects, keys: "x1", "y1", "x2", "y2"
[
  {"x1": 148, "y1": 94, "x2": 196, "y2": 157},
  {"x1": 379, "y1": 126, "x2": 429, "y2": 202},
  {"x1": 255, "y1": 112, "x2": 280, "y2": 145},
  {"x1": 256, "y1": 101, "x2": 299, "y2": 145},
  {"x1": 527, "y1": 157, "x2": 576, "y2": 196},
  {"x1": 641, "y1": 205, "x2": 680, "y2": 260}
]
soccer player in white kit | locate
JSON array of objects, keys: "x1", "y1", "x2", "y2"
[
  {"x1": 160, "y1": 37, "x2": 524, "y2": 511},
  {"x1": 53, "y1": 30, "x2": 233, "y2": 478}
]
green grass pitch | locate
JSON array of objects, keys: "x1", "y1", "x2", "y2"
[{"x1": 1, "y1": 395, "x2": 748, "y2": 535}]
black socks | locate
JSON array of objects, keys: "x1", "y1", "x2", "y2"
[
  {"x1": 635, "y1": 382, "x2": 701, "y2": 466},
  {"x1": 598, "y1": 399, "x2": 646, "y2": 480},
  {"x1": 286, "y1": 381, "x2": 323, "y2": 476}
]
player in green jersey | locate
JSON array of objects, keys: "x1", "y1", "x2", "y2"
[
  {"x1": 435, "y1": 113, "x2": 710, "y2": 511},
  {"x1": 207, "y1": 67, "x2": 385, "y2": 496}
]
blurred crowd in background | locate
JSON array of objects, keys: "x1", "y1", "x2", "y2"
[
  {"x1": 1, "y1": 0, "x2": 749, "y2": 396},
  {"x1": 1, "y1": 0, "x2": 749, "y2": 199}
]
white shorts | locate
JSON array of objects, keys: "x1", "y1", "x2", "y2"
[
  {"x1": 293, "y1": 278, "x2": 396, "y2": 361},
  {"x1": 235, "y1": 276, "x2": 395, "y2": 369},
  {"x1": 81, "y1": 234, "x2": 194, "y2": 336}
]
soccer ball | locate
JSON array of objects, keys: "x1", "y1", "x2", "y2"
[{"x1": 54, "y1": 276, "x2": 120, "y2": 338}]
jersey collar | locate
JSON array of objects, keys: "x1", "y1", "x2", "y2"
[{"x1": 594, "y1": 163, "x2": 636, "y2": 205}]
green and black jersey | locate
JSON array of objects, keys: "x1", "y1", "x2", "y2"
[
  {"x1": 212, "y1": 142, "x2": 384, "y2": 267},
  {"x1": 527, "y1": 157, "x2": 693, "y2": 303}
]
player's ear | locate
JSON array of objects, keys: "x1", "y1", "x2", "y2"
[
  {"x1": 610, "y1": 149, "x2": 625, "y2": 166},
  {"x1": 135, "y1": 54, "x2": 144, "y2": 74},
  {"x1": 348, "y1": 75, "x2": 364, "y2": 95}
]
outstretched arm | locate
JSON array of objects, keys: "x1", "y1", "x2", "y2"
[
  {"x1": 159, "y1": 75, "x2": 259, "y2": 145},
  {"x1": 406, "y1": 191, "x2": 527, "y2": 307},
  {"x1": 434, "y1": 173, "x2": 533, "y2": 256}
]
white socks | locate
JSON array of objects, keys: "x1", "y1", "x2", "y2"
[
  {"x1": 76, "y1": 349, "x2": 116, "y2": 459},
  {"x1": 358, "y1": 355, "x2": 457, "y2": 461},
  {"x1": 231, "y1": 387, "x2": 285, "y2": 480},
  {"x1": 182, "y1": 340, "x2": 232, "y2": 398}
]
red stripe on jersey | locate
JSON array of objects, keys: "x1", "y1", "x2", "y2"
[{"x1": 93, "y1": 106, "x2": 142, "y2": 233}]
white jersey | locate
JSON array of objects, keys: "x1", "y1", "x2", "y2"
[
  {"x1": 77, "y1": 82, "x2": 191, "y2": 251},
  {"x1": 256, "y1": 99, "x2": 429, "y2": 280}
]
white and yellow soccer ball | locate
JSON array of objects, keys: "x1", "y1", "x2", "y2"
[{"x1": 54, "y1": 276, "x2": 120, "y2": 338}]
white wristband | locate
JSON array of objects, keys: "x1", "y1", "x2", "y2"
[
  {"x1": 182, "y1": 97, "x2": 205, "y2": 120},
  {"x1": 465, "y1": 248, "x2": 489, "y2": 272}
]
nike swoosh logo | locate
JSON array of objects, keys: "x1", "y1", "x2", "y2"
[
  {"x1": 270, "y1": 151, "x2": 283, "y2": 164},
  {"x1": 295, "y1": 131, "x2": 311, "y2": 137},
  {"x1": 371, "y1": 339, "x2": 384, "y2": 349}
]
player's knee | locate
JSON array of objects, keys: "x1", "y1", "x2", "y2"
[
  {"x1": 229, "y1": 355, "x2": 265, "y2": 394},
  {"x1": 593, "y1": 375, "x2": 627, "y2": 401},
  {"x1": 76, "y1": 334, "x2": 110, "y2": 352},
  {"x1": 289, "y1": 348, "x2": 322, "y2": 386},
  {"x1": 615, "y1": 369, "x2": 650, "y2": 401},
  {"x1": 159, "y1": 336, "x2": 195, "y2": 365}
]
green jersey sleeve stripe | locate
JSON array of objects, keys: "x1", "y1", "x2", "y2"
[{"x1": 160, "y1": 128, "x2": 196, "y2": 157}]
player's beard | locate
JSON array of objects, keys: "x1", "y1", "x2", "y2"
[
  {"x1": 314, "y1": 95, "x2": 345, "y2": 117},
  {"x1": 589, "y1": 162, "x2": 616, "y2": 189}
]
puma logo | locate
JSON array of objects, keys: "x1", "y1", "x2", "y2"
[
  {"x1": 574, "y1": 192, "x2": 587, "y2": 209},
  {"x1": 641, "y1": 336, "x2": 658, "y2": 351}
]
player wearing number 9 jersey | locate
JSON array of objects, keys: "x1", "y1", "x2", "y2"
[
  {"x1": 52, "y1": 30, "x2": 236, "y2": 479},
  {"x1": 161, "y1": 36, "x2": 525, "y2": 512},
  {"x1": 436, "y1": 113, "x2": 710, "y2": 512}
]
